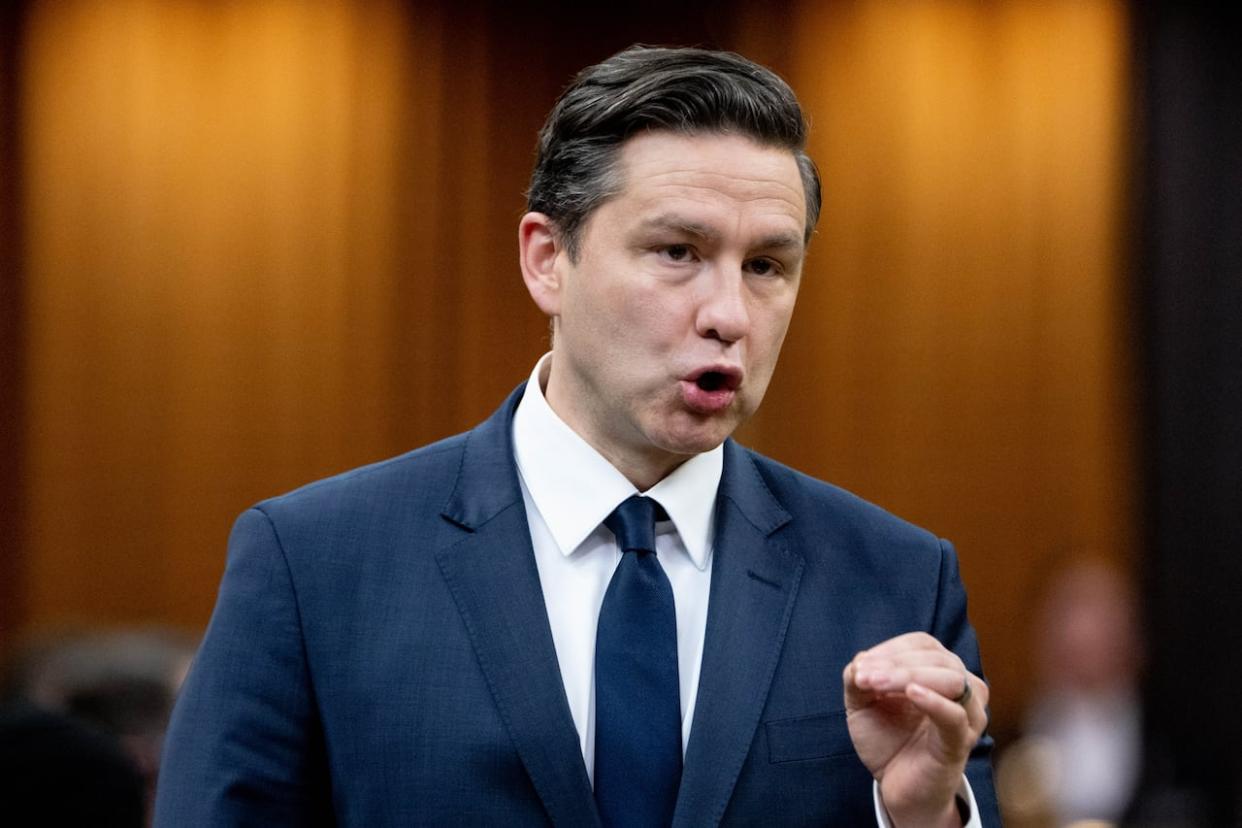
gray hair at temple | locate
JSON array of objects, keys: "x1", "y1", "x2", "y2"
[{"x1": 526, "y1": 45, "x2": 822, "y2": 260}]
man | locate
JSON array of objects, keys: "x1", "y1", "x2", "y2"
[{"x1": 156, "y1": 46, "x2": 998, "y2": 826}]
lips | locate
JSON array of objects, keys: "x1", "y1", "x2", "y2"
[{"x1": 680, "y1": 365, "x2": 743, "y2": 414}]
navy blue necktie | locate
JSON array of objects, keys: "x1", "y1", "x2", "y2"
[{"x1": 594, "y1": 495, "x2": 681, "y2": 828}]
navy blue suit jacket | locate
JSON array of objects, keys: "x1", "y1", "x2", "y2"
[{"x1": 156, "y1": 386, "x2": 999, "y2": 826}]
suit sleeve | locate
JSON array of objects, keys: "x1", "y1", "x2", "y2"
[
  {"x1": 933, "y1": 538, "x2": 1002, "y2": 827},
  {"x1": 154, "y1": 507, "x2": 334, "y2": 827}
]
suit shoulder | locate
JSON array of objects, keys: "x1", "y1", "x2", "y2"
[
  {"x1": 740, "y1": 447, "x2": 942, "y2": 549},
  {"x1": 253, "y1": 431, "x2": 468, "y2": 523}
]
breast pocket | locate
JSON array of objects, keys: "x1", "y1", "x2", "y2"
[{"x1": 765, "y1": 710, "x2": 856, "y2": 764}]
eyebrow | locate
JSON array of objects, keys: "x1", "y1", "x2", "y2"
[
  {"x1": 754, "y1": 232, "x2": 804, "y2": 254},
  {"x1": 638, "y1": 215, "x2": 720, "y2": 242},
  {"x1": 638, "y1": 214, "x2": 804, "y2": 254}
]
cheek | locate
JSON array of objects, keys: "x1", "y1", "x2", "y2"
[
  {"x1": 614, "y1": 287, "x2": 689, "y2": 346},
  {"x1": 562, "y1": 278, "x2": 626, "y2": 339},
  {"x1": 754, "y1": 304, "x2": 796, "y2": 361}
]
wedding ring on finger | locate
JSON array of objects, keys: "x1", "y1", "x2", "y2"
[{"x1": 953, "y1": 676, "x2": 972, "y2": 707}]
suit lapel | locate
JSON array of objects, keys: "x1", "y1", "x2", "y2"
[
  {"x1": 673, "y1": 441, "x2": 804, "y2": 827},
  {"x1": 434, "y1": 387, "x2": 600, "y2": 827}
]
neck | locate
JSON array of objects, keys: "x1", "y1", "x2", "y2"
[
  {"x1": 599, "y1": 445, "x2": 686, "y2": 494},
  {"x1": 539, "y1": 357, "x2": 688, "y2": 492}
]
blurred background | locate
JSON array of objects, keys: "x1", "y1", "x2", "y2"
[{"x1": 0, "y1": 0, "x2": 1237, "y2": 825}]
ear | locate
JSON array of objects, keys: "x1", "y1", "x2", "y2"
[{"x1": 518, "y1": 212, "x2": 565, "y2": 318}]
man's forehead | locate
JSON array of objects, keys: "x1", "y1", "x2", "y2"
[
  {"x1": 611, "y1": 131, "x2": 806, "y2": 215},
  {"x1": 601, "y1": 132, "x2": 804, "y2": 235}
]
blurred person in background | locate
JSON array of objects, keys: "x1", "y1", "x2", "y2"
[
  {"x1": 0, "y1": 703, "x2": 146, "y2": 827},
  {"x1": 997, "y1": 559, "x2": 1144, "y2": 827},
  {"x1": 0, "y1": 627, "x2": 197, "y2": 825}
]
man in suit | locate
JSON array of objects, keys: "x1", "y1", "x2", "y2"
[{"x1": 156, "y1": 46, "x2": 998, "y2": 826}]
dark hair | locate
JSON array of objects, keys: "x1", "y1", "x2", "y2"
[{"x1": 527, "y1": 45, "x2": 822, "y2": 259}]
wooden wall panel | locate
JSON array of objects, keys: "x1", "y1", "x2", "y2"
[
  {"x1": 18, "y1": 0, "x2": 548, "y2": 632},
  {"x1": 741, "y1": 0, "x2": 1135, "y2": 731},
  {"x1": 0, "y1": 3, "x2": 27, "y2": 648}
]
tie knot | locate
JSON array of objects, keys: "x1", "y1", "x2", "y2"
[{"x1": 604, "y1": 495, "x2": 667, "y2": 555}]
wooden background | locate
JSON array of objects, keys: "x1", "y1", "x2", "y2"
[{"x1": 2, "y1": 0, "x2": 1134, "y2": 735}]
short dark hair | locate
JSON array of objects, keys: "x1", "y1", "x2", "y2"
[{"x1": 527, "y1": 45, "x2": 822, "y2": 259}]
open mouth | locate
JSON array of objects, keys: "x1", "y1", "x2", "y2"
[
  {"x1": 685, "y1": 366, "x2": 742, "y2": 394},
  {"x1": 689, "y1": 366, "x2": 741, "y2": 391},
  {"x1": 681, "y1": 368, "x2": 741, "y2": 414}
]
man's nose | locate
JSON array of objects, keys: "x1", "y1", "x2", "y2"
[{"x1": 696, "y1": 268, "x2": 750, "y2": 344}]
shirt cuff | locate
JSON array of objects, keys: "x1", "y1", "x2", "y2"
[{"x1": 872, "y1": 776, "x2": 980, "y2": 827}]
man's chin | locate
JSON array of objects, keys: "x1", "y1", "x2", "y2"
[{"x1": 651, "y1": 420, "x2": 737, "y2": 457}]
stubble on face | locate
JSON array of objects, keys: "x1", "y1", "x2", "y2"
[{"x1": 543, "y1": 131, "x2": 807, "y2": 489}]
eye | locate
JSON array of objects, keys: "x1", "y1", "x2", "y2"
[
  {"x1": 658, "y1": 244, "x2": 696, "y2": 263},
  {"x1": 745, "y1": 257, "x2": 783, "y2": 277}
]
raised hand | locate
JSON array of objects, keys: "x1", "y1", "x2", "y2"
[{"x1": 843, "y1": 632, "x2": 989, "y2": 828}]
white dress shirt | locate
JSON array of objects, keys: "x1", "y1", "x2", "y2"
[
  {"x1": 512, "y1": 354, "x2": 720, "y2": 781},
  {"x1": 511, "y1": 354, "x2": 980, "y2": 827}
]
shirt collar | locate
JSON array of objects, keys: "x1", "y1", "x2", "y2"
[{"x1": 512, "y1": 353, "x2": 721, "y2": 570}]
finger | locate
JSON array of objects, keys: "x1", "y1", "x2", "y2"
[
  {"x1": 856, "y1": 654, "x2": 990, "y2": 724},
  {"x1": 918, "y1": 674, "x2": 990, "y2": 733},
  {"x1": 852, "y1": 645, "x2": 968, "y2": 695},
  {"x1": 966, "y1": 672, "x2": 990, "y2": 711},
  {"x1": 905, "y1": 682, "x2": 977, "y2": 759},
  {"x1": 842, "y1": 656, "x2": 886, "y2": 708},
  {"x1": 849, "y1": 646, "x2": 964, "y2": 690},
  {"x1": 842, "y1": 657, "x2": 868, "y2": 698},
  {"x1": 847, "y1": 643, "x2": 990, "y2": 720},
  {"x1": 853, "y1": 663, "x2": 972, "y2": 701},
  {"x1": 953, "y1": 673, "x2": 990, "y2": 733}
]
